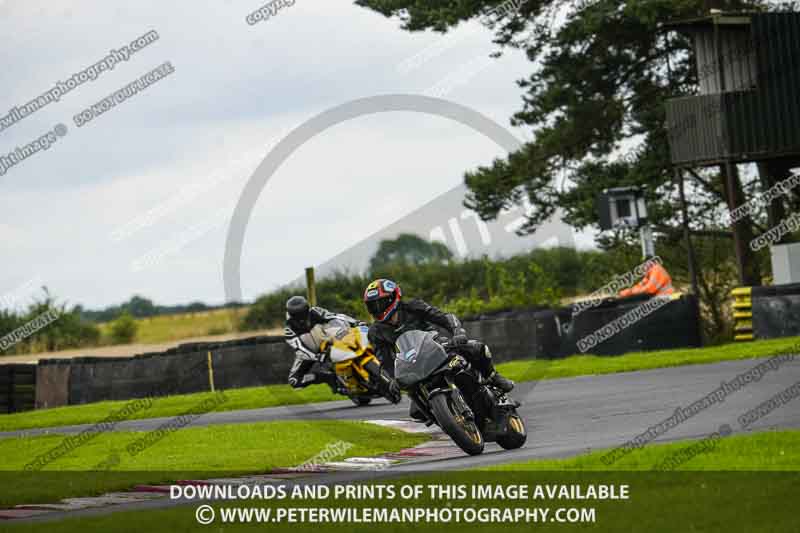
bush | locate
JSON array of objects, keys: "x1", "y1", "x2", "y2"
[
  {"x1": 109, "y1": 312, "x2": 138, "y2": 344},
  {"x1": 240, "y1": 241, "x2": 740, "y2": 344},
  {"x1": 0, "y1": 289, "x2": 102, "y2": 355},
  {"x1": 442, "y1": 261, "x2": 562, "y2": 317},
  {"x1": 242, "y1": 247, "x2": 591, "y2": 330}
]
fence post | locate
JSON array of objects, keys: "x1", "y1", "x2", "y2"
[
  {"x1": 305, "y1": 267, "x2": 317, "y2": 307},
  {"x1": 206, "y1": 351, "x2": 216, "y2": 392}
]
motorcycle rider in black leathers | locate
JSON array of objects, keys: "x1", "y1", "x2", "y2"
[
  {"x1": 363, "y1": 279, "x2": 514, "y2": 418},
  {"x1": 284, "y1": 295, "x2": 362, "y2": 391}
]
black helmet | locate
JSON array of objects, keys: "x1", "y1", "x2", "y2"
[{"x1": 286, "y1": 295, "x2": 310, "y2": 324}]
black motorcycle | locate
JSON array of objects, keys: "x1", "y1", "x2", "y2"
[{"x1": 394, "y1": 330, "x2": 527, "y2": 455}]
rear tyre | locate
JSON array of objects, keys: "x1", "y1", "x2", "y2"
[
  {"x1": 430, "y1": 393, "x2": 484, "y2": 456},
  {"x1": 350, "y1": 396, "x2": 372, "y2": 406},
  {"x1": 496, "y1": 413, "x2": 527, "y2": 450}
]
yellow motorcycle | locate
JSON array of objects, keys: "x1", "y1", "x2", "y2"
[{"x1": 300, "y1": 318, "x2": 401, "y2": 406}]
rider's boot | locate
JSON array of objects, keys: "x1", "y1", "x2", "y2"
[
  {"x1": 475, "y1": 343, "x2": 515, "y2": 392},
  {"x1": 318, "y1": 370, "x2": 342, "y2": 394}
]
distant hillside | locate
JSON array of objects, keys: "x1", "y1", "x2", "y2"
[{"x1": 78, "y1": 295, "x2": 247, "y2": 323}]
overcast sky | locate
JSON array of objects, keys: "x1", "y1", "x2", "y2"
[{"x1": 0, "y1": 0, "x2": 590, "y2": 310}]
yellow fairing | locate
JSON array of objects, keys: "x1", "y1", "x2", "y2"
[
  {"x1": 334, "y1": 354, "x2": 380, "y2": 394},
  {"x1": 325, "y1": 326, "x2": 380, "y2": 394}
]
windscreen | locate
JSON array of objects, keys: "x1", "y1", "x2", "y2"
[
  {"x1": 300, "y1": 319, "x2": 351, "y2": 354},
  {"x1": 394, "y1": 330, "x2": 449, "y2": 388}
]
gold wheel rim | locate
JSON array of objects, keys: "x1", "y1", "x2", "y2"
[
  {"x1": 509, "y1": 416, "x2": 525, "y2": 434},
  {"x1": 469, "y1": 428, "x2": 482, "y2": 444},
  {"x1": 454, "y1": 414, "x2": 481, "y2": 444},
  {"x1": 464, "y1": 421, "x2": 482, "y2": 444}
]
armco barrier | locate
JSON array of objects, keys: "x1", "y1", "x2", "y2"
[{"x1": 8, "y1": 298, "x2": 701, "y2": 409}]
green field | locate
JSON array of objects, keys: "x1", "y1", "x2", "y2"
[
  {"x1": 1, "y1": 336, "x2": 798, "y2": 432},
  {"x1": 0, "y1": 419, "x2": 427, "y2": 507},
  {"x1": 98, "y1": 308, "x2": 250, "y2": 345}
]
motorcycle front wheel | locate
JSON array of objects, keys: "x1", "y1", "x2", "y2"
[
  {"x1": 350, "y1": 396, "x2": 373, "y2": 406},
  {"x1": 496, "y1": 412, "x2": 527, "y2": 450},
  {"x1": 430, "y1": 392, "x2": 484, "y2": 456}
]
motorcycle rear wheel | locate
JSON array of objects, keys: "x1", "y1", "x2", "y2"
[{"x1": 430, "y1": 393, "x2": 484, "y2": 456}]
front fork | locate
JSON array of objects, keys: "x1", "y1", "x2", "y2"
[{"x1": 424, "y1": 375, "x2": 475, "y2": 422}]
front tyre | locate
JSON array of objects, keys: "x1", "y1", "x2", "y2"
[
  {"x1": 496, "y1": 412, "x2": 527, "y2": 450},
  {"x1": 430, "y1": 393, "x2": 484, "y2": 456}
]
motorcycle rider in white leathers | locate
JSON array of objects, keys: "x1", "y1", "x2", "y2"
[{"x1": 283, "y1": 295, "x2": 362, "y2": 391}]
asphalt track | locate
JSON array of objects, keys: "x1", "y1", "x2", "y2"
[{"x1": 5, "y1": 357, "x2": 800, "y2": 471}]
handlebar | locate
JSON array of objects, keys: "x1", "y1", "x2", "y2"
[{"x1": 439, "y1": 339, "x2": 459, "y2": 351}]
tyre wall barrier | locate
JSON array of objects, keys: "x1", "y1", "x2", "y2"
[
  {"x1": 12, "y1": 299, "x2": 701, "y2": 409},
  {"x1": 462, "y1": 308, "x2": 569, "y2": 362},
  {"x1": 35, "y1": 360, "x2": 71, "y2": 409},
  {"x1": 0, "y1": 364, "x2": 37, "y2": 413},
  {"x1": 62, "y1": 336, "x2": 291, "y2": 405},
  {"x1": 751, "y1": 283, "x2": 800, "y2": 340},
  {"x1": 559, "y1": 294, "x2": 702, "y2": 356}
]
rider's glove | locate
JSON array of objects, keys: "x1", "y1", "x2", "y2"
[{"x1": 452, "y1": 328, "x2": 468, "y2": 345}]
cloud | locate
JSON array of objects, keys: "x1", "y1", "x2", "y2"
[{"x1": 0, "y1": 0, "x2": 560, "y2": 308}]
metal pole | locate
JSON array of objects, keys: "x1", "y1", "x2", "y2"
[
  {"x1": 639, "y1": 225, "x2": 655, "y2": 258},
  {"x1": 676, "y1": 168, "x2": 700, "y2": 295},
  {"x1": 305, "y1": 267, "x2": 317, "y2": 307},
  {"x1": 715, "y1": 17, "x2": 749, "y2": 285}
]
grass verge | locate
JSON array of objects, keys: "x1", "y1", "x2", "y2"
[
  {"x1": 482, "y1": 429, "x2": 800, "y2": 471},
  {"x1": 7, "y1": 431, "x2": 797, "y2": 533},
  {"x1": 0, "y1": 419, "x2": 427, "y2": 507},
  {"x1": 2, "y1": 335, "x2": 798, "y2": 433},
  {"x1": 0, "y1": 384, "x2": 340, "y2": 432},
  {"x1": 496, "y1": 335, "x2": 800, "y2": 382}
]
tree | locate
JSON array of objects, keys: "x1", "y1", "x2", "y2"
[
  {"x1": 369, "y1": 233, "x2": 453, "y2": 272},
  {"x1": 354, "y1": 0, "x2": 800, "y2": 340},
  {"x1": 355, "y1": 1, "x2": 800, "y2": 286},
  {"x1": 1, "y1": 289, "x2": 101, "y2": 354},
  {"x1": 109, "y1": 312, "x2": 138, "y2": 344},
  {"x1": 123, "y1": 295, "x2": 157, "y2": 318}
]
